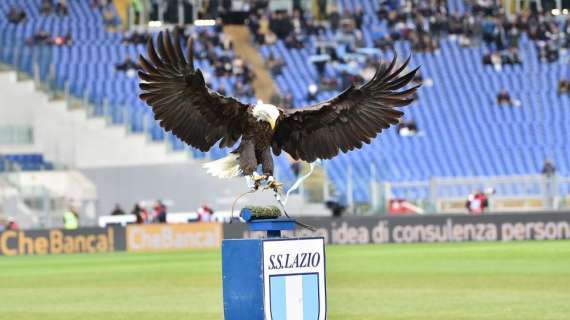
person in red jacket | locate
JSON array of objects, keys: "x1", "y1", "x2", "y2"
[
  {"x1": 6, "y1": 217, "x2": 19, "y2": 230},
  {"x1": 466, "y1": 190, "x2": 489, "y2": 214},
  {"x1": 198, "y1": 204, "x2": 214, "y2": 222}
]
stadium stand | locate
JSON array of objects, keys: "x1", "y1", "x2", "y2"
[
  {"x1": 1, "y1": 0, "x2": 568, "y2": 206},
  {"x1": 257, "y1": 0, "x2": 569, "y2": 202},
  {"x1": 1, "y1": 1, "x2": 242, "y2": 145},
  {"x1": 0, "y1": 0, "x2": 295, "y2": 183},
  {"x1": 0, "y1": 153, "x2": 53, "y2": 172}
]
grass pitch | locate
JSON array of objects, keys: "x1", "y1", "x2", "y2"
[{"x1": 0, "y1": 241, "x2": 569, "y2": 320}]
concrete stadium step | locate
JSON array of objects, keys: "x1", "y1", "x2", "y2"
[{"x1": 0, "y1": 70, "x2": 191, "y2": 168}]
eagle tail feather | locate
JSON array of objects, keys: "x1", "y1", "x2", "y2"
[{"x1": 203, "y1": 153, "x2": 241, "y2": 179}]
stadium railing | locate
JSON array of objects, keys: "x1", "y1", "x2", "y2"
[
  {"x1": 0, "y1": 125, "x2": 34, "y2": 146},
  {"x1": 372, "y1": 174, "x2": 570, "y2": 214}
]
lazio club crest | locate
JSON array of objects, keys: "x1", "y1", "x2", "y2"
[{"x1": 263, "y1": 238, "x2": 327, "y2": 320}]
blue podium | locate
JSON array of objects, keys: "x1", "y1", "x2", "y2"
[{"x1": 222, "y1": 218, "x2": 327, "y2": 320}]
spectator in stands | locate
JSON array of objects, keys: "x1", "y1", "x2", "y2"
[
  {"x1": 55, "y1": 0, "x2": 69, "y2": 16},
  {"x1": 398, "y1": 118, "x2": 419, "y2": 137},
  {"x1": 53, "y1": 33, "x2": 72, "y2": 46},
  {"x1": 5, "y1": 218, "x2": 19, "y2": 231},
  {"x1": 63, "y1": 206, "x2": 79, "y2": 229},
  {"x1": 449, "y1": 13, "x2": 464, "y2": 35},
  {"x1": 235, "y1": 81, "x2": 246, "y2": 96},
  {"x1": 507, "y1": 26, "x2": 521, "y2": 48},
  {"x1": 328, "y1": 7, "x2": 341, "y2": 32},
  {"x1": 490, "y1": 52, "x2": 502, "y2": 70},
  {"x1": 266, "y1": 53, "x2": 284, "y2": 75},
  {"x1": 153, "y1": 201, "x2": 167, "y2": 223},
  {"x1": 40, "y1": 0, "x2": 53, "y2": 16},
  {"x1": 361, "y1": 59, "x2": 378, "y2": 81},
  {"x1": 115, "y1": 57, "x2": 140, "y2": 73},
  {"x1": 319, "y1": 75, "x2": 337, "y2": 91},
  {"x1": 541, "y1": 159, "x2": 556, "y2": 177},
  {"x1": 91, "y1": 0, "x2": 109, "y2": 10},
  {"x1": 235, "y1": 81, "x2": 254, "y2": 98},
  {"x1": 282, "y1": 91, "x2": 293, "y2": 107},
  {"x1": 269, "y1": 10, "x2": 293, "y2": 40},
  {"x1": 232, "y1": 58, "x2": 244, "y2": 78},
  {"x1": 285, "y1": 32, "x2": 305, "y2": 49},
  {"x1": 197, "y1": 204, "x2": 214, "y2": 222},
  {"x1": 304, "y1": 16, "x2": 324, "y2": 36},
  {"x1": 237, "y1": 60, "x2": 254, "y2": 84},
  {"x1": 131, "y1": 203, "x2": 146, "y2": 224},
  {"x1": 411, "y1": 33, "x2": 439, "y2": 53},
  {"x1": 7, "y1": 6, "x2": 27, "y2": 24},
  {"x1": 558, "y1": 78, "x2": 570, "y2": 96},
  {"x1": 537, "y1": 41, "x2": 559, "y2": 63},
  {"x1": 122, "y1": 31, "x2": 150, "y2": 45},
  {"x1": 246, "y1": 13, "x2": 263, "y2": 44},
  {"x1": 131, "y1": 0, "x2": 143, "y2": 25},
  {"x1": 413, "y1": 70, "x2": 424, "y2": 85},
  {"x1": 102, "y1": 6, "x2": 117, "y2": 31},
  {"x1": 290, "y1": 9, "x2": 305, "y2": 35},
  {"x1": 307, "y1": 84, "x2": 318, "y2": 102},
  {"x1": 217, "y1": 84, "x2": 227, "y2": 96},
  {"x1": 173, "y1": 25, "x2": 189, "y2": 43},
  {"x1": 26, "y1": 29, "x2": 52, "y2": 46},
  {"x1": 466, "y1": 190, "x2": 489, "y2": 214},
  {"x1": 310, "y1": 54, "x2": 328, "y2": 77},
  {"x1": 110, "y1": 204, "x2": 125, "y2": 216},
  {"x1": 376, "y1": 4, "x2": 389, "y2": 20},
  {"x1": 374, "y1": 35, "x2": 395, "y2": 52},
  {"x1": 353, "y1": 7, "x2": 364, "y2": 30},
  {"x1": 316, "y1": 0, "x2": 328, "y2": 21},
  {"x1": 291, "y1": 161, "x2": 302, "y2": 178},
  {"x1": 503, "y1": 47, "x2": 522, "y2": 65},
  {"x1": 342, "y1": 11, "x2": 357, "y2": 32},
  {"x1": 482, "y1": 52, "x2": 503, "y2": 71},
  {"x1": 325, "y1": 199, "x2": 346, "y2": 218},
  {"x1": 496, "y1": 89, "x2": 512, "y2": 106},
  {"x1": 214, "y1": 60, "x2": 229, "y2": 77}
]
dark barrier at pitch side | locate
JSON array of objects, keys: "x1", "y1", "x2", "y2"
[
  {"x1": 223, "y1": 212, "x2": 570, "y2": 244},
  {"x1": 0, "y1": 226, "x2": 126, "y2": 256}
]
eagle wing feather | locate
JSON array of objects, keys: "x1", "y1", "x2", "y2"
[
  {"x1": 272, "y1": 56, "x2": 420, "y2": 162},
  {"x1": 138, "y1": 30, "x2": 250, "y2": 151}
]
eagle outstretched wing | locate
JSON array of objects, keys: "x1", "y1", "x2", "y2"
[
  {"x1": 272, "y1": 56, "x2": 420, "y2": 162},
  {"x1": 138, "y1": 30, "x2": 250, "y2": 151}
]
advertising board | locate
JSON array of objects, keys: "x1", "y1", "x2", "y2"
[
  {"x1": 126, "y1": 223, "x2": 222, "y2": 252},
  {"x1": 0, "y1": 227, "x2": 125, "y2": 256},
  {"x1": 223, "y1": 212, "x2": 570, "y2": 244}
]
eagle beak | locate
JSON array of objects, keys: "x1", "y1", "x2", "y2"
[{"x1": 270, "y1": 119, "x2": 276, "y2": 130}]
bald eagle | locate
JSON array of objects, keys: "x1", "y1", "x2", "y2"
[{"x1": 138, "y1": 31, "x2": 420, "y2": 189}]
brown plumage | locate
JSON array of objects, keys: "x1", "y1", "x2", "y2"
[{"x1": 138, "y1": 30, "x2": 420, "y2": 179}]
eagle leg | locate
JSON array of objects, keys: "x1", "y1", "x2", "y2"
[
  {"x1": 265, "y1": 176, "x2": 284, "y2": 194},
  {"x1": 246, "y1": 172, "x2": 267, "y2": 191},
  {"x1": 245, "y1": 174, "x2": 282, "y2": 194}
]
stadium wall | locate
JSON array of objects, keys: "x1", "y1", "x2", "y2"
[
  {"x1": 223, "y1": 212, "x2": 570, "y2": 245},
  {"x1": 81, "y1": 163, "x2": 286, "y2": 216},
  {"x1": 1, "y1": 212, "x2": 569, "y2": 256},
  {"x1": 0, "y1": 72, "x2": 38, "y2": 126}
]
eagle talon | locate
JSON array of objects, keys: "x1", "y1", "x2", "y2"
[
  {"x1": 249, "y1": 174, "x2": 267, "y2": 191},
  {"x1": 265, "y1": 176, "x2": 283, "y2": 194}
]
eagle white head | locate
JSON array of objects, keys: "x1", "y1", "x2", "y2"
[{"x1": 252, "y1": 101, "x2": 280, "y2": 130}]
